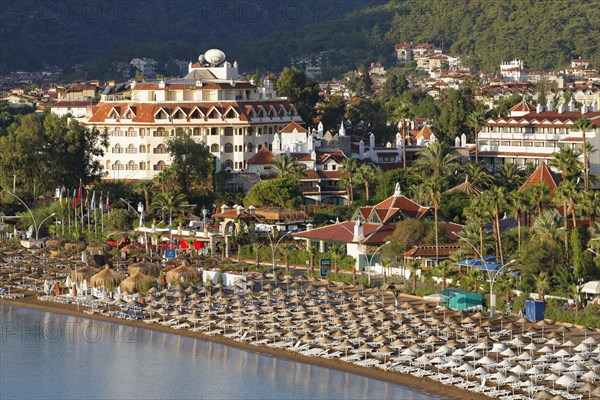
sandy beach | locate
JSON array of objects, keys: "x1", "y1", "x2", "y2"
[{"x1": 0, "y1": 294, "x2": 492, "y2": 400}]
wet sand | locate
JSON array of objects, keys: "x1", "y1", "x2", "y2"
[{"x1": 1, "y1": 294, "x2": 493, "y2": 400}]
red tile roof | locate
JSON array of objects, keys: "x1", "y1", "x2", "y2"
[
  {"x1": 509, "y1": 100, "x2": 536, "y2": 113},
  {"x1": 280, "y1": 120, "x2": 308, "y2": 134},
  {"x1": 518, "y1": 162, "x2": 559, "y2": 195},
  {"x1": 293, "y1": 222, "x2": 393, "y2": 245},
  {"x1": 247, "y1": 147, "x2": 275, "y2": 165}
]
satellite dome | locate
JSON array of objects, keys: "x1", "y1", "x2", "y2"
[
  {"x1": 198, "y1": 54, "x2": 205, "y2": 64},
  {"x1": 204, "y1": 49, "x2": 226, "y2": 66}
]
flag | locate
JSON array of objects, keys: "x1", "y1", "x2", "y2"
[
  {"x1": 77, "y1": 179, "x2": 82, "y2": 205},
  {"x1": 90, "y1": 191, "x2": 95, "y2": 210},
  {"x1": 106, "y1": 192, "x2": 110, "y2": 211},
  {"x1": 58, "y1": 189, "x2": 63, "y2": 206},
  {"x1": 99, "y1": 191, "x2": 103, "y2": 210},
  {"x1": 85, "y1": 191, "x2": 89, "y2": 209},
  {"x1": 72, "y1": 189, "x2": 76, "y2": 209}
]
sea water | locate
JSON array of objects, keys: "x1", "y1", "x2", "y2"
[{"x1": 0, "y1": 305, "x2": 442, "y2": 399}]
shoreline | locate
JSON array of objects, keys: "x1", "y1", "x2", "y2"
[{"x1": 1, "y1": 295, "x2": 492, "y2": 400}]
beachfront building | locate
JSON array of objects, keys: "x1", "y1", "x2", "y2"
[
  {"x1": 82, "y1": 49, "x2": 302, "y2": 181},
  {"x1": 478, "y1": 100, "x2": 600, "y2": 184},
  {"x1": 294, "y1": 183, "x2": 434, "y2": 271}
]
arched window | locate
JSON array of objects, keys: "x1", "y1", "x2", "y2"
[
  {"x1": 224, "y1": 159, "x2": 233, "y2": 170},
  {"x1": 154, "y1": 160, "x2": 167, "y2": 171},
  {"x1": 112, "y1": 161, "x2": 123, "y2": 170},
  {"x1": 139, "y1": 161, "x2": 146, "y2": 171},
  {"x1": 126, "y1": 144, "x2": 136, "y2": 154},
  {"x1": 246, "y1": 143, "x2": 254, "y2": 153},
  {"x1": 139, "y1": 128, "x2": 146, "y2": 137},
  {"x1": 154, "y1": 128, "x2": 167, "y2": 137},
  {"x1": 224, "y1": 143, "x2": 233, "y2": 153},
  {"x1": 126, "y1": 161, "x2": 137, "y2": 170},
  {"x1": 139, "y1": 144, "x2": 146, "y2": 153},
  {"x1": 210, "y1": 144, "x2": 220, "y2": 152},
  {"x1": 224, "y1": 127, "x2": 233, "y2": 136},
  {"x1": 154, "y1": 144, "x2": 167, "y2": 154},
  {"x1": 126, "y1": 128, "x2": 136, "y2": 137},
  {"x1": 112, "y1": 144, "x2": 122, "y2": 153},
  {"x1": 113, "y1": 128, "x2": 122, "y2": 136},
  {"x1": 268, "y1": 127, "x2": 273, "y2": 134}
]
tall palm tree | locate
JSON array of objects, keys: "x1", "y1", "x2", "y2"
[
  {"x1": 481, "y1": 186, "x2": 507, "y2": 263},
  {"x1": 354, "y1": 164, "x2": 377, "y2": 202},
  {"x1": 554, "y1": 181, "x2": 578, "y2": 258},
  {"x1": 464, "y1": 162, "x2": 494, "y2": 189},
  {"x1": 424, "y1": 177, "x2": 443, "y2": 261},
  {"x1": 413, "y1": 141, "x2": 462, "y2": 183},
  {"x1": 532, "y1": 209, "x2": 561, "y2": 243},
  {"x1": 329, "y1": 244, "x2": 346, "y2": 273},
  {"x1": 467, "y1": 111, "x2": 486, "y2": 162},
  {"x1": 464, "y1": 198, "x2": 489, "y2": 257},
  {"x1": 523, "y1": 182, "x2": 551, "y2": 219},
  {"x1": 508, "y1": 190, "x2": 529, "y2": 252},
  {"x1": 534, "y1": 272, "x2": 550, "y2": 301},
  {"x1": 495, "y1": 163, "x2": 525, "y2": 191},
  {"x1": 549, "y1": 147, "x2": 582, "y2": 182},
  {"x1": 306, "y1": 245, "x2": 315, "y2": 273},
  {"x1": 339, "y1": 158, "x2": 358, "y2": 205},
  {"x1": 133, "y1": 180, "x2": 155, "y2": 215},
  {"x1": 433, "y1": 260, "x2": 452, "y2": 290},
  {"x1": 494, "y1": 274, "x2": 515, "y2": 307},
  {"x1": 407, "y1": 261, "x2": 421, "y2": 292},
  {"x1": 578, "y1": 191, "x2": 600, "y2": 229},
  {"x1": 150, "y1": 191, "x2": 189, "y2": 223},
  {"x1": 273, "y1": 154, "x2": 304, "y2": 179},
  {"x1": 394, "y1": 104, "x2": 413, "y2": 169},
  {"x1": 572, "y1": 117, "x2": 594, "y2": 191}
]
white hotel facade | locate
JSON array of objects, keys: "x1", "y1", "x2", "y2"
[
  {"x1": 83, "y1": 49, "x2": 303, "y2": 181},
  {"x1": 478, "y1": 99, "x2": 600, "y2": 184}
]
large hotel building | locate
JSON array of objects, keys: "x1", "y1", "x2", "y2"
[{"x1": 83, "y1": 49, "x2": 303, "y2": 181}]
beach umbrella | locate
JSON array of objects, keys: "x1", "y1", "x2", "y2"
[
  {"x1": 510, "y1": 364, "x2": 527, "y2": 376},
  {"x1": 555, "y1": 374, "x2": 577, "y2": 392},
  {"x1": 336, "y1": 340, "x2": 354, "y2": 358},
  {"x1": 533, "y1": 390, "x2": 555, "y2": 399},
  {"x1": 582, "y1": 370, "x2": 600, "y2": 382}
]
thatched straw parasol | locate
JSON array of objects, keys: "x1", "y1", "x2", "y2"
[
  {"x1": 90, "y1": 265, "x2": 124, "y2": 289},
  {"x1": 71, "y1": 266, "x2": 100, "y2": 283},
  {"x1": 165, "y1": 262, "x2": 201, "y2": 285},
  {"x1": 86, "y1": 243, "x2": 108, "y2": 254},
  {"x1": 45, "y1": 239, "x2": 64, "y2": 250},
  {"x1": 128, "y1": 262, "x2": 162, "y2": 278},
  {"x1": 120, "y1": 271, "x2": 156, "y2": 293},
  {"x1": 64, "y1": 241, "x2": 86, "y2": 252}
]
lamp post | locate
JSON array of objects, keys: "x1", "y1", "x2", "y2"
[
  {"x1": 36, "y1": 213, "x2": 57, "y2": 241},
  {"x1": 365, "y1": 241, "x2": 391, "y2": 285},
  {"x1": 244, "y1": 211, "x2": 292, "y2": 275},
  {"x1": 458, "y1": 234, "x2": 516, "y2": 317},
  {"x1": 120, "y1": 198, "x2": 148, "y2": 254},
  {"x1": 0, "y1": 184, "x2": 55, "y2": 241}
]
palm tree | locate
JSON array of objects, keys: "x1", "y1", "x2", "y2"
[
  {"x1": 508, "y1": 191, "x2": 529, "y2": 252},
  {"x1": 572, "y1": 117, "x2": 594, "y2": 191},
  {"x1": 150, "y1": 191, "x2": 189, "y2": 223},
  {"x1": 549, "y1": 147, "x2": 582, "y2": 182},
  {"x1": 279, "y1": 244, "x2": 292, "y2": 273},
  {"x1": 481, "y1": 186, "x2": 507, "y2": 263},
  {"x1": 394, "y1": 103, "x2": 413, "y2": 169},
  {"x1": 253, "y1": 243, "x2": 261, "y2": 267},
  {"x1": 494, "y1": 274, "x2": 515, "y2": 308},
  {"x1": 534, "y1": 272, "x2": 550, "y2": 301},
  {"x1": 433, "y1": 260, "x2": 452, "y2": 290},
  {"x1": 354, "y1": 164, "x2": 376, "y2": 202},
  {"x1": 413, "y1": 141, "x2": 462, "y2": 183},
  {"x1": 523, "y1": 182, "x2": 551, "y2": 219},
  {"x1": 407, "y1": 261, "x2": 421, "y2": 292},
  {"x1": 554, "y1": 181, "x2": 577, "y2": 258},
  {"x1": 273, "y1": 154, "x2": 304, "y2": 179},
  {"x1": 464, "y1": 198, "x2": 488, "y2": 257},
  {"x1": 578, "y1": 191, "x2": 600, "y2": 229},
  {"x1": 329, "y1": 244, "x2": 346, "y2": 273},
  {"x1": 306, "y1": 245, "x2": 315, "y2": 273},
  {"x1": 467, "y1": 111, "x2": 486, "y2": 162},
  {"x1": 339, "y1": 158, "x2": 358, "y2": 205},
  {"x1": 495, "y1": 163, "x2": 526, "y2": 191},
  {"x1": 461, "y1": 268, "x2": 480, "y2": 292},
  {"x1": 532, "y1": 209, "x2": 561, "y2": 243},
  {"x1": 133, "y1": 180, "x2": 155, "y2": 215},
  {"x1": 464, "y1": 162, "x2": 494, "y2": 189},
  {"x1": 423, "y1": 177, "x2": 443, "y2": 261}
]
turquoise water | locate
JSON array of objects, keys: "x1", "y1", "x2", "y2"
[{"x1": 0, "y1": 305, "x2": 442, "y2": 400}]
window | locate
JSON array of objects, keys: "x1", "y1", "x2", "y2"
[
  {"x1": 154, "y1": 161, "x2": 167, "y2": 171},
  {"x1": 112, "y1": 161, "x2": 124, "y2": 170},
  {"x1": 126, "y1": 161, "x2": 137, "y2": 170},
  {"x1": 154, "y1": 144, "x2": 167, "y2": 154},
  {"x1": 224, "y1": 159, "x2": 233, "y2": 169},
  {"x1": 126, "y1": 144, "x2": 136, "y2": 154},
  {"x1": 139, "y1": 161, "x2": 146, "y2": 170},
  {"x1": 193, "y1": 128, "x2": 200, "y2": 136},
  {"x1": 211, "y1": 144, "x2": 220, "y2": 152},
  {"x1": 112, "y1": 144, "x2": 122, "y2": 153},
  {"x1": 246, "y1": 143, "x2": 253, "y2": 152},
  {"x1": 154, "y1": 128, "x2": 167, "y2": 137},
  {"x1": 139, "y1": 128, "x2": 146, "y2": 137},
  {"x1": 210, "y1": 128, "x2": 218, "y2": 135},
  {"x1": 224, "y1": 127, "x2": 233, "y2": 136},
  {"x1": 139, "y1": 144, "x2": 146, "y2": 153},
  {"x1": 126, "y1": 128, "x2": 136, "y2": 137},
  {"x1": 224, "y1": 143, "x2": 233, "y2": 153}
]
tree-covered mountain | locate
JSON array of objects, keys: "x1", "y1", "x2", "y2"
[{"x1": 1, "y1": 0, "x2": 598, "y2": 76}]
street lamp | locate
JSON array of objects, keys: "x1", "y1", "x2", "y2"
[
  {"x1": 457, "y1": 234, "x2": 516, "y2": 317},
  {"x1": 120, "y1": 198, "x2": 148, "y2": 254},
  {"x1": 245, "y1": 211, "x2": 293, "y2": 275},
  {"x1": 0, "y1": 184, "x2": 55, "y2": 241},
  {"x1": 365, "y1": 241, "x2": 391, "y2": 285},
  {"x1": 36, "y1": 213, "x2": 57, "y2": 241}
]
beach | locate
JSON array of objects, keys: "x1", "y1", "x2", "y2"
[{"x1": 0, "y1": 294, "x2": 490, "y2": 400}]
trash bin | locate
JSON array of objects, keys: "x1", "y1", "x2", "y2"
[{"x1": 525, "y1": 300, "x2": 545, "y2": 321}]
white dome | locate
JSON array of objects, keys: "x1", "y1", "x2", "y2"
[{"x1": 204, "y1": 49, "x2": 226, "y2": 66}]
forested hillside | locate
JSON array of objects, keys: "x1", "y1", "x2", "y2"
[{"x1": 1, "y1": 0, "x2": 598, "y2": 75}]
